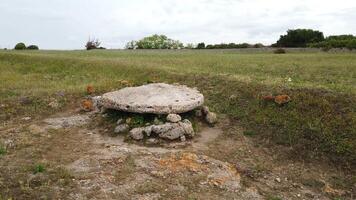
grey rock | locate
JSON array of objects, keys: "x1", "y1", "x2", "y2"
[
  {"x1": 202, "y1": 106, "x2": 210, "y2": 115},
  {"x1": 114, "y1": 124, "x2": 129, "y2": 134},
  {"x1": 116, "y1": 118, "x2": 124, "y2": 125},
  {"x1": 195, "y1": 109, "x2": 203, "y2": 117},
  {"x1": 151, "y1": 119, "x2": 195, "y2": 140},
  {"x1": 179, "y1": 119, "x2": 195, "y2": 137},
  {"x1": 146, "y1": 138, "x2": 159, "y2": 145},
  {"x1": 101, "y1": 83, "x2": 204, "y2": 114},
  {"x1": 158, "y1": 125, "x2": 185, "y2": 140},
  {"x1": 91, "y1": 96, "x2": 103, "y2": 112},
  {"x1": 43, "y1": 115, "x2": 90, "y2": 129},
  {"x1": 205, "y1": 112, "x2": 217, "y2": 125},
  {"x1": 180, "y1": 135, "x2": 186, "y2": 142},
  {"x1": 166, "y1": 114, "x2": 181, "y2": 123},
  {"x1": 143, "y1": 125, "x2": 154, "y2": 137},
  {"x1": 129, "y1": 128, "x2": 145, "y2": 140}
]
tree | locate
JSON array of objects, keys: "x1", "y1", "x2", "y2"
[
  {"x1": 27, "y1": 45, "x2": 39, "y2": 50},
  {"x1": 196, "y1": 42, "x2": 205, "y2": 49},
  {"x1": 126, "y1": 34, "x2": 183, "y2": 49},
  {"x1": 85, "y1": 38, "x2": 102, "y2": 50},
  {"x1": 275, "y1": 29, "x2": 325, "y2": 47},
  {"x1": 14, "y1": 42, "x2": 26, "y2": 50}
]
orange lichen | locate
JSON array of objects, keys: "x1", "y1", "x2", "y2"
[
  {"x1": 86, "y1": 85, "x2": 95, "y2": 95},
  {"x1": 159, "y1": 153, "x2": 206, "y2": 172},
  {"x1": 81, "y1": 99, "x2": 93, "y2": 111},
  {"x1": 262, "y1": 95, "x2": 275, "y2": 102},
  {"x1": 274, "y1": 94, "x2": 291, "y2": 105}
]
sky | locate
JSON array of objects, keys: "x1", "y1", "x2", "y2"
[{"x1": 0, "y1": 0, "x2": 356, "y2": 49}]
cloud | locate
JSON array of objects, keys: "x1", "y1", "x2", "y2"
[{"x1": 0, "y1": 0, "x2": 355, "y2": 49}]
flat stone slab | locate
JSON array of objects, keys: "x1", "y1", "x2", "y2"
[{"x1": 102, "y1": 83, "x2": 204, "y2": 114}]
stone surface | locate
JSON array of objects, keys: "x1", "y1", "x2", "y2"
[
  {"x1": 101, "y1": 83, "x2": 204, "y2": 114},
  {"x1": 130, "y1": 119, "x2": 195, "y2": 141},
  {"x1": 43, "y1": 115, "x2": 90, "y2": 129},
  {"x1": 205, "y1": 112, "x2": 218, "y2": 125},
  {"x1": 166, "y1": 114, "x2": 181, "y2": 123},
  {"x1": 129, "y1": 128, "x2": 145, "y2": 140},
  {"x1": 114, "y1": 124, "x2": 129, "y2": 134}
]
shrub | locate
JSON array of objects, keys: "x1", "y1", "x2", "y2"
[
  {"x1": 196, "y1": 42, "x2": 206, "y2": 49},
  {"x1": 27, "y1": 45, "x2": 39, "y2": 50},
  {"x1": 86, "y1": 38, "x2": 102, "y2": 50},
  {"x1": 126, "y1": 34, "x2": 183, "y2": 49},
  {"x1": 273, "y1": 48, "x2": 286, "y2": 54},
  {"x1": 14, "y1": 42, "x2": 26, "y2": 50},
  {"x1": 275, "y1": 29, "x2": 324, "y2": 47}
]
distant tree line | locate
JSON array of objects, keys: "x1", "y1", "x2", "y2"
[
  {"x1": 273, "y1": 29, "x2": 356, "y2": 50},
  {"x1": 195, "y1": 42, "x2": 265, "y2": 49}
]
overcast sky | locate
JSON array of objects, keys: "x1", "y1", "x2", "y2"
[{"x1": 1, "y1": 0, "x2": 355, "y2": 49}]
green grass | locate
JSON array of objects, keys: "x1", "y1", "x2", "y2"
[
  {"x1": 0, "y1": 145, "x2": 6, "y2": 156},
  {"x1": 0, "y1": 49, "x2": 355, "y2": 165},
  {"x1": 33, "y1": 164, "x2": 45, "y2": 174}
]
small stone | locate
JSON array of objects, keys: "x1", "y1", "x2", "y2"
[
  {"x1": 129, "y1": 128, "x2": 144, "y2": 140},
  {"x1": 86, "y1": 132, "x2": 93, "y2": 135},
  {"x1": 153, "y1": 117, "x2": 162, "y2": 125},
  {"x1": 180, "y1": 135, "x2": 186, "y2": 142},
  {"x1": 28, "y1": 124, "x2": 45, "y2": 134},
  {"x1": 166, "y1": 114, "x2": 181, "y2": 123},
  {"x1": 146, "y1": 138, "x2": 159, "y2": 145},
  {"x1": 229, "y1": 95, "x2": 237, "y2": 101},
  {"x1": 201, "y1": 106, "x2": 210, "y2": 115},
  {"x1": 48, "y1": 99, "x2": 60, "y2": 109},
  {"x1": 91, "y1": 96, "x2": 103, "y2": 112},
  {"x1": 126, "y1": 118, "x2": 132, "y2": 124},
  {"x1": 143, "y1": 126, "x2": 153, "y2": 136},
  {"x1": 116, "y1": 118, "x2": 124, "y2": 125},
  {"x1": 195, "y1": 110, "x2": 203, "y2": 117},
  {"x1": 205, "y1": 112, "x2": 217, "y2": 124},
  {"x1": 114, "y1": 124, "x2": 129, "y2": 134},
  {"x1": 275, "y1": 177, "x2": 281, "y2": 183},
  {"x1": 22, "y1": 117, "x2": 31, "y2": 121}
]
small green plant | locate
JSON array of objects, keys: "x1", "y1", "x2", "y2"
[
  {"x1": 267, "y1": 196, "x2": 282, "y2": 200},
  {"x1": 34, "y1": 164, "x2": 45, "y2": 174},
  {"x1": 243, "y1": 130, "x2": 257, "y2": 137},
  {"x1": 14, "y1": 42, "x2": 26, "y2": 50},
  {"x1": 0, "y1": 145, "x2": 6, "y2": 155}
]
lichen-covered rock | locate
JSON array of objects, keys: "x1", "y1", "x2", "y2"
[
  {"x1": 101, "y1": 83, "x2": 204, "y2": 114},
  {"x1": 205, "y1": 112, "x2": 217, "y2": 125},
  {"x1": 166, "y1": 114, "x2": 181, "y2": 123},
  {"x1": 114, "y1": 124, "x2": 129, "y2": 134},
  {"x1": 129, "y1": 128, "x2": 145, "y2": 140},
  {"x1": 178, "y1": 119, "x2": 195, "y2": 137}
]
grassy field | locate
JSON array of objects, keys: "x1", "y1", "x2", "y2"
[{"x1": 1, "y1": 49, "x2": 355, "y2": 165}]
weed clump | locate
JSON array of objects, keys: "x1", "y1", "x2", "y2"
[
  {"x1": 0, "y1": 145, "x2": 6, "y2": 155},
  {"x1": 34, "y1": 164, "x2": 45, "y2": 174}
]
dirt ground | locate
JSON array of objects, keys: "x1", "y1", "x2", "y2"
[{"x1": 0, "y1": 110, "x2": 354, "y2": 200}]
